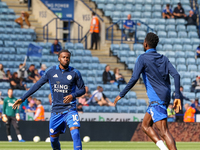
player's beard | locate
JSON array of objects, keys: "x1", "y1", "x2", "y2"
[
  {"x1": 60, "y1": 62, "x2": 69, "y2": 69},
  {"x1": 143, "y1": 48, "x2": 147, "y2": 52}
]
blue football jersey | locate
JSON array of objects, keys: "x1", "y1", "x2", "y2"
[{"x1": 21, "y1": 65, "x2": 85, "y2": 113}]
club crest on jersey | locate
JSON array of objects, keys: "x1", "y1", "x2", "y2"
[
  {"x1": 50, "y1": 128, "x2": 54, "y2": 133},
  {"x1": 67, "y1": 75, "x2": 72, "y2": 80}
]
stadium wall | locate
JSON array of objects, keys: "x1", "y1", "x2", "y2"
[
  {"x1": 0, "y1": 121, "x2": 138, "y2": 141},
  {"x1": 32, "y1": 0, "x2": 62, "y2": 41},
  {"x1": 131, "y1": 122, "x2": 200, "y2": 142}
]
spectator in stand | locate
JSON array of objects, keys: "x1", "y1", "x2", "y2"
[
  {"x1": 10, "y1": 72, "x2": 26, "y2": 90},
  {"x1": 88, "y1": 86, "x2": 108, "y2": 106},
  {"x1": 77, "y1": 103, "x2": 83, "y2": 113},
  {"x1": 6, "y1": 70, "x2": 12, "y2": 80},
  {"x1": 196, "y1": 45, "x2": 200, "y2": 59},
  {"x1": 162, "y1": 4, "x2": 174, "y2": 19},
  {"x1": 102, "y1": 65, "x2": 115, "y2": 84},
  {"x1": 34, "y1": 99, "x2": 45, "y2": 121},
  {"x1": 25, "y1": 100, "x2": 36, "y2": 113},
  {"x1": 102, "y1": 87, "x2": 115, "y2": 107},
  {"x1": 184, "y1": 103, "x2": 196, "y2": 122},
  {"x1": 19, "y1": 96, "x2": 32, "y2": 114},
  {"x1": 38, "y1": 64, "x2": 47, "y2": 77},
  {"x1": 124, "y1": 14, "x2": 141, "y2": 41},
  {"x1": 17, "y1": 63, "x2": 28, "y2": 80},
  {"x1": 113, "y1": 68, "x2": 126, "y2": 86},
  {"x1": 172, "y1": 86, "x2": 190, "y2": 122},
  {"x1": 15, "y1": 11, "x2": 31, "y2": 28},
  {"x1": 0, "y1": 64, "x2": 9, "y2": 81},
  {"x1": 167, "y1": 103, "x2": 175, "y2": 122},
  {"x1": 27, "y1": 64, "x2": 40, "y2": 83},
  {"x1": 191, "y1": 98, "x2": 200, "y2": 114},
  {"x1": 191, "y1": 76, "x2": 200, "y2": 93},
  {"x1": 51, "y1": 39, "x2": 62, "y2": 55},
  {"x1": 84, "y1": 86, "x2": 91, "y2": 101},
  {"x1": 34, "y1": 69, "x2": 41, "y2": 80},
  {"x1": 78, "y1": 95, "x2": 88, "y2": 106},
  {"x1": 89, "y1": 12, "x2": 100, "y2": 50},
  {"x1": 173, "y1": 2, "x2": 186, "y2": 19},
  {"x1": 185, "y1": 9, "x2": 197, "y2": 26}
]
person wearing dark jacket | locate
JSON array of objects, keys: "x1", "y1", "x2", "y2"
[
  {"x1": 172, "y1": 86, "x2": 190, "y2": 122},
  {"x1": 185, "y1": 9, "x2": 197, "y2": 26},
  {"x1": 191, "y1": 76, "x2": 200, "y2": 93},
  {"x1": 51, "y1": 39, "x2": 62, "y2": 54},
  {"x1": 102, "y1": 65, "x2": 115, "y2": 84}
]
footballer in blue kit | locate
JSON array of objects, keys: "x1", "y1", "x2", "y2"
[
  {"x1": 114, "y1": 33, "x2": 181, "y2": 150},
  {"x1": 13, "y1": 50, "x2": 85, "y2": 150}
]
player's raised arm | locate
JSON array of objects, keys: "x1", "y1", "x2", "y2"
[
  {"x1": 114, "y1": 56, "x2": 144, "y2": 105},
  {"x1": 120, "y1": 56, "x2": 144, "y2": 98},
  {"x1": 167, "y1": 59, "x2": 182, "y2": 112}
]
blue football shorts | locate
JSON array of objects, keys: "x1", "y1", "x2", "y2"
[
  {"x1": 146, "y1": 104, "x2": 168, "y2": 123},
  {"x1": 49, "y1": 110, "x2": 80, "y2": 135}
]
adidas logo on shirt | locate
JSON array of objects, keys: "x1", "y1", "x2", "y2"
[
  {"x1": 53, "y1": 74, "x2": 58, "y2": 78},
  {"x1": 73, "y1": 122, "x2": 78, "y2": 125}
]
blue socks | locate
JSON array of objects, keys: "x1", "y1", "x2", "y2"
[
  {"x1": 70, "y1": 129, "x2": 82, "y2": 150},
  {"x1": 50, "y1": 136, "x2": 60, "y2": 150}
]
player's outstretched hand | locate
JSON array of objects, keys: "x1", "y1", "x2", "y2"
[
  {"x1": 12, "y1": 99, "x2": 23, "y2": 110},
  {"x1": 2, "y1": 114, "x2": 8, "y2": 123},
  {"x1": 114, "y1": 95, "x2": 121, "y2": 106},
  {"x1": 63, "y1": 95, "x2": 73, "y2": 104},
  {"x1": 173, "y1": 99, "x2": 182, "y2": 113}
]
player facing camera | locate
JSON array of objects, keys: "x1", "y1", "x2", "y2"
[{"x1": 58, "y1": 49, "x2": 71, "y2": 69}]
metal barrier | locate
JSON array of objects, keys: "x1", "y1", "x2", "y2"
[
  {"x1": 43, "y1": 18, "x2": 83, "y2": 42},
  {"x1": 106, "y1": 19, "x2": 154, "y2": 44}
]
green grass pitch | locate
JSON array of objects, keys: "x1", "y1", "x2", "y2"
[{"x1": 0, "y1": 141, "x2": 199, "y2": 150}]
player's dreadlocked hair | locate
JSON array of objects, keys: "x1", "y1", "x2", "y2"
[
  {"x1": 145, "y1": 32, "x2": 159, "y2": 49},
  {"x1": 58, "y1": 49, "x2": 71, "y2": 58}
]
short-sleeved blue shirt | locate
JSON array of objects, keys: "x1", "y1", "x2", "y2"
[
  {"x1": 124, "y1": 20, "x2": 136, "y2": 28},
  {"x1": 162, "y1": 8, "x2": 173, "y2": 14}
]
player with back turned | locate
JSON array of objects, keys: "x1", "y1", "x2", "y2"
[
  {"x1": 114, "y1": 33, "x2": 181, "y2": 150},
  {"x1": 13, "y1": 50, "x2": 85, "y2": 150}
]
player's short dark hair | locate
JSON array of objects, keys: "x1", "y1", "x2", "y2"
[
  {"x1": 145, "y1": 32, "x2": 159, "y2": 49},
  {"x1": 166, "y1": 4, "x2": 170, "y2": 7},
  {"x1": 92, "y1": 12, "x2": 95, "y2": 16},
  {"x1": 58, "y1": 49, "x2": 71, "y2": 58}
]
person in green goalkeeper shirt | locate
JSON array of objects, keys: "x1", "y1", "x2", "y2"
[
  {"x1": 167, "y1": 103, "x2": 176, "y2": 122},
  {"x1": 2, "y1": 89, "x2": 25, "y2": 142}
]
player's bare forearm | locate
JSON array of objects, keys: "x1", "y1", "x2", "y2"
[
  {"x1": 12, "y1": 99, "x2": 23, "y2": 110},
  {"x1": 63, "y1": 95, "x2": 73, "y2": 103},
  {"x1": 114, "y1": 95, "x2": 121, "y2": 106}
]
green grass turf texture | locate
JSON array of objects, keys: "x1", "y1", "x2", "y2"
[{"x1": 0, "y1": 142, "x2": 199, "y2": 150}]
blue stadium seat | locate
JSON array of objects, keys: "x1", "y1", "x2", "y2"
[
  {"x1": 188, "y1": 32, "x2": 199, "y2": 38},
  {"x1": 169, "y1": 57, "x2": 176, "y2": 64},
  {"x1": 137, "y1": 106, "x2": 146, "y2": 113},
  {"x1": 188, "y1": 65, "x2": 197, "y2": 71},
  {"x1": 181, "y1": 39, "x2": 191, "y2": 45},
  {"x1": 168, "y1": 31, "x2": 177, "y2": 38},
  {"x1": 157, "y1": 31, "x2": 167, "y2": 38},
  {"x1": 181, "y1": 78, "x2": 191, "y2": 85},
  {"x1": 136, "y1": 31, "x2": 146, "y2": 40},
  {"x1": 176, "y1": 19, "x2": 186, "y2": 25},
  {"x1": 165, "y1": 51, "x2": 175, "y2": 58},
  {"x1": 185, "y1": 92, "x2": 195, "y2": 99},
  {"x1": 143, "y1": 5, "x2": 152, "y2": 12},
  {"x1": 186, "y1": 58, "x2": 195, "y2": 65},
  {"x1": 120, "y1": 44, "x2": 130, "y2": 50},
  {"x1": 166, "y1": 19, "x2": 176, "y2": 25},
  {"x1": 173, "y1": 44, "x2": 182, "y2": 51},
  {"x1": 185, "y1": 51, "x2": 195, "y2": 58},
  {"x1": 176, "y1": 58, "x2": 185, "y2": 65},
  {"x1": 178, "y1": 31, "x2": 187, "y2": 38},
  {"x1": 177, "y1": 65, "x2": 187, "y2": 71},
  {"x1": 156, "y1": 44, "x2": 163, "y2": 51},
  {"x1": 134, "y1": 4, "x2": 142, "y2": 11},
  {"x1": 191, "y1": 38, "x2": 200, "y2": 45},
  {"x1": 117, "y1": 106, "x2": 128, "y2": 113},
  {"x1": 163, "y1": 44, "x2": 173, "y2": 51},
  {"x1": 153, "y1": 0, "x2": 162, "y2": 4},
  {"x1": 152, "y1": 12, "x2": 161, "y2": 18},
  {"x1": 133, "y1": 44, "x2": 143, "y2": 51},
  {"x1": 187, "y1": 25, "x2": 197, "y2": 32},
  {"x1": 74, "y1": 43, "x2": 84, "y2": 49},
  {"x1": 175, "y1": 51, "x2": 185, "y2": 58},
  {"x1": 152, "y1": 4, "x2": 162, "y2": 12},
  {"x1": 138, "y1": 99, "x2": 147, "y2": 106},
  {"x1": 176, "y1": 25, "x2": 186, "y2": 31},
  {"x1": 156, "y1": 25, "x2": 165, "y2": 31},
  {"x1": 166, "y1": 25, "x2": 176, "y2": 31},
  {"x1": 171, "y1": 38, "x2": 182, "y2": 44}
]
